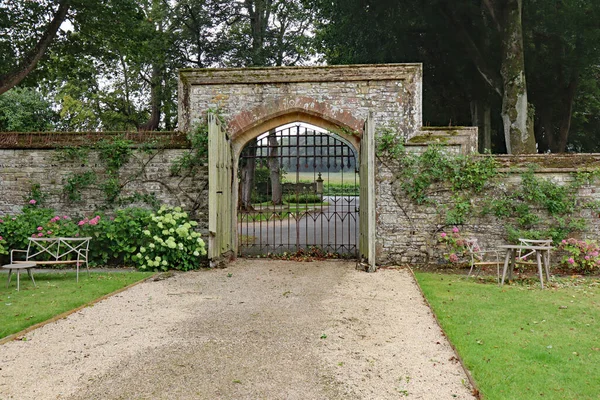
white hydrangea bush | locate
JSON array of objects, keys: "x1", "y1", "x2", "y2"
[{"x1": 134, "y1": 206, "x2": 206, "y2": 271}]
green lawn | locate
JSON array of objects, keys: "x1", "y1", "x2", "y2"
[
  {"x1": 239, "y1": 203, "x2": 328, "y2": 222},
  {"x1": 414, "y1": 272, "x2": 600, "y2": 400},
  {"x1": 285, "y1": 171, "x2": 358, "y2": 185},
  {"x1": 0, "y1": 271, "x2": 154, "y2": 339}
]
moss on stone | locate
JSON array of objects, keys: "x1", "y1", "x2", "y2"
[
  {"x1": 492, "y1": 154, "x2": 600, "y2": 169},
  {"x1": 420, "y1": 127, "x2": 469, "y2": 132},
  {"x1": 408, "y1": 135, "x2": 451, "y2": 144}
]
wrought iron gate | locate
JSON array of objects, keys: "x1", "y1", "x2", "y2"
[{"x1": 238, "y1": 125, "x2": 358, "y2": 257}]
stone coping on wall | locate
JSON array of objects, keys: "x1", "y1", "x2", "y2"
[
  {"x1": 405, "y1": 127, "x2": 478, "y2": 155},
  {"x1": 179, "y1": 63, "x2": 423, "y2": 85},
  {"x1": 487, "y1": 154, "x2": 600, "y2": 171},
  {"x1": 0, "y1": 131, "x2": 190, "y2": 149}
]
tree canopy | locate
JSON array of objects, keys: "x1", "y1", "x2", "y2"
[{"x1": 0, "y1": 0, "x2": 599, "y2": 153}]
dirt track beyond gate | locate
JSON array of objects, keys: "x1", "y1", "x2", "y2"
[{"x1": 0, "y1": 260, "x2": 475, "y2": 400}]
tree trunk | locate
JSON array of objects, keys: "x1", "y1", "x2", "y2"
[
  {"x1": 500, "y1": 0, "x2": 536, "y2": 154},
  {"x1": 138, "y1": 63, "x2": 162, "y2": 132},
  {"x1": 555, "y1": 78, "x2": 578, "y2": 153},
  {"x1": 239, "y1": 141, "x2": 257, "y2": 211},
  {"x1": 483, "y1": 104, "x2": 492, "y2": 152},
  {"x1": 245, "y1": 0, "x2": 272, "y2": 66},
  {"x1": 470, "y1": 100, "x2": 479, "y2": 127},
  {"x1": 471, "y1": 100, "x2": 483, "y2": 153},
  {"x1": 0, "y1": 0, "x2": 71, "y2": 95},
  {"x1": 268, "y1": 129, "x2": 282, "y2": 205}
]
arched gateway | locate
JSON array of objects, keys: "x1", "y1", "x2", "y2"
[{"x1": 178, "y1": 64, "x2": 424, "y2": 271}]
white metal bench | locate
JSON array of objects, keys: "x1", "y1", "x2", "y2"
[{"x1": 11, "y1": 237, "x2": 92, "y2": 282}]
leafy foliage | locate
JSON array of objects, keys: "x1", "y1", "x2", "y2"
[
  {"x1": 170, "y1": 122, "x2": 208, "y2": 176},
  {"x1": 133, "y1": 206, "x2": 206, "y2": 271},
  {"x1": 63, "y1": 172, "x2": 97, "y2": 202},
  {"x1": 283, "y1": 193, "x2": 322, "y2": 204},
  {"x1": 0, "y1": 87, "x2": 57, "y2": 131},
  {"x1": 386, "y1": 143, "x2": 598, "y2": 242},
  {"x1": 558, "y1": 238, "x2": 600, "y2": 274},
  {"x1": 377, "y1": 127, "x2": 405, "y2": 159},
  {"x1": 396, "y1": 145, "x2": 498, "y2": 207},
  {"x1": 0, "y1": 204, "x2": 206, "y2": 270},
  {"x1": 438, "y1": 226, "x2": 471, "y2": 263}
]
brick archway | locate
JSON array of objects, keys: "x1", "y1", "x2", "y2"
[
  {"x1": 228, "y1": 104, "x2": 361, "y2": 159},
  {"x1": 180, "y1": 64, "x2": 423, "y2": 265}
]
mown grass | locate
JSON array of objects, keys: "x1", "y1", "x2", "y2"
[
  {"x1": 239, "y1": 203, "x2": 328, "y2": 222},
  {"x1": 285, "y1": 171, "x2": 358, "y2": 185},
  {"x1": 414, "y1": 272, "x2": 600, "y2": 400},
  {"x1": 0, "y1": 271, "x2": 154, "y2": 339}
]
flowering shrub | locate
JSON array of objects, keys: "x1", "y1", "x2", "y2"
[
  {"x1": 134, "y1": 206, "x2": 206, "y2": 271},
  {"x1": 80, "y1": 208, "x2": 154, "y2": 266},
  {"x1": 558, "y1": 238, "x2": 600, "y2": 274},
  {"x1": 0, "y1": 207, "x2": 56, "y2": 250},
  {"x1": 0, "y1": 236, "x2": 7, "y2": 256},
  {"x1": 438, "y1": 226, "x2": 472, "y2": 263},
  {"x1": 0, "y1": 203, "x2": 206, "y2": 271}
]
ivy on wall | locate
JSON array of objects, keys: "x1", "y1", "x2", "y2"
[
  {"x1": 377, "y1": 129, "x2": 600, "y2": 243},
  {"x1": 56, "y1": 136, "x2": 137, "y2": 206}
]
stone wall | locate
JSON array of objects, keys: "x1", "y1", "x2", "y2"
[
  {"x1": 375, "y1": 153, "x2": 600, "y2": 265},
  {"x1": 0, "y1": 147, "x2": 209, "y2": 231},
  {"x1": 179, "y1": 64, "x2": 423, "y2": 155}
]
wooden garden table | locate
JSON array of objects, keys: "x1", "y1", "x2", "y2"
[{"x1": 497, "y1": 244, "x2": 554, "y2": 289}]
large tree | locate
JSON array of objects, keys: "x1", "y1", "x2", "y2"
[
  {"x1": 228, "y1": 0, "x2": 316, "y2": 209},
  {"x1": 317, "y1": 0, "x2": 600, "y2": 154},
  {"x1": 0, "y1": 0, "x2": 72, "y2": 95},
  {"x1": 526, "y1": 0, "x2": 600, "y2": 153}
]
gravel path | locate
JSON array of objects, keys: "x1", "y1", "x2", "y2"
[{"x1": 0, "y1": 260, "x2": 475, "y2": 400}]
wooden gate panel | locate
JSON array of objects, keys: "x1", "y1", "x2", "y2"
[
  {"x1": 359, "y1": 112, "x2": 376, "y2": 272},
  {"x1": 208, "y1": 113, "x2": 233, "y2": 263}
]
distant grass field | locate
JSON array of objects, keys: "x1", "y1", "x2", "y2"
[{"x1": 285, "y1": 171, "x2": 358, "y2": 185}]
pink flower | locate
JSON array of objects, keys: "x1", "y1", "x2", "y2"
[
  {"x1": 452, "y1": 227, "x2": 459, "y2": 233},
  {"x1": 78, "y1": 220, "x2": 86, "y2": 226},
  {"x1": 593, "y1": 251, "x2": 599, "y2": 257},
  {"x1": 568, "y1": 258, "x2": 575, "y2": 264},
  {"x1": 449, "y1": 253, "x2": 459, "y2": 263},
  {"x1": 0, "y1": 236, "x2": 3, "y2": 241},
  {"x1": 89, "y1": 219, "x2": 98, "y2": 226},
  {"x1": 63, "y1": 216, "x2": 69, "y2": 220},
  {"x1": 75, "y1": 233, "x2": 79, "y2": 237},
  {"x1": 47, "y1": 230, "x2": 52, "y2": 235},
  {"x1": 440, "y1": 232, "x2": 447, "y2": 238},
  {"x1": 29, "y1": 199, "x2": 36, "y2": 205},
  {"x1": 37, "y1": 232, "x2": 43, "y2": 237},
  {"x1": 562, "y1": 240, "x2": 567, "y2": 244},
  {"x1": 0, "y1": 219, "x2": 4, "y2": 223},
  {"x1": 37, "y1": 226, "x2": 43, "y2": 231}
]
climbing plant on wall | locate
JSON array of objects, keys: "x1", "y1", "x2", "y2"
[
  {"x1": 378, "y1": 137, "x2": 600, "y2": 243},
  {"x1": 55, "y1": 136, "x2": 162, "y2": 208}
]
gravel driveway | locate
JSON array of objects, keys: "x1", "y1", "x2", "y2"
[{"x1": 0, "y1": 260, "x2": 475, "y2": 399}]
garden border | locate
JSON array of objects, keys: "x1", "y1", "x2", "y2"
[{"x1": 0, "y1": 271, "x2": 158, "y2": 346}]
